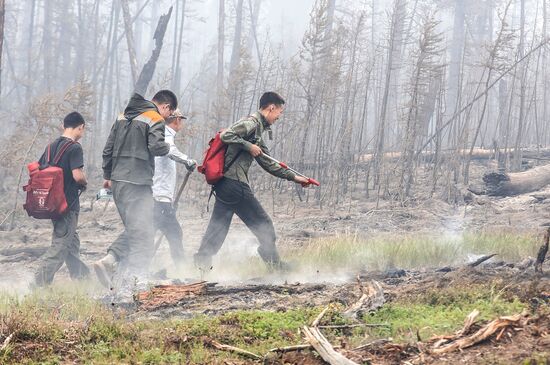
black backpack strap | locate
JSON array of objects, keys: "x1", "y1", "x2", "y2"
[
  {"x1": 45, "y1": 139, "x2": 76, "y2": 167},
  {"x1": 52, "y1": 140, "x2": 76, "y2": 165}
]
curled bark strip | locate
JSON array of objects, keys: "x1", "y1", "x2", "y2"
[{"x1": 431, "y1": 313, "x2": 525, "y2": 354}]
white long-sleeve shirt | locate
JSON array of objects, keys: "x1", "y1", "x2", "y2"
[{"x1": 152, "y1": 125, "x2": 191, "y2": 202}]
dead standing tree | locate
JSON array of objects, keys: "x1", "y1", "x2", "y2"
[
  {"x1": 134, "y1": 7, "x2": 173, "y2": 95},
  {"x1": 121, "y1": 0, "x2": 139, "y2": 85},
  {"x1": 399, "y1": 12, "x2": 444, "y2": 199},
  {"x1": 462, "y1": 1, "x2": 515, "y2": 184},
  {"x1": 372, "y1": 0, "x2": 406, "y2": 190}
]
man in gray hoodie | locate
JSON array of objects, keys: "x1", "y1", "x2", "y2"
[{"x1": 94, "y1": 91, "x2": 177, "y2": 288}]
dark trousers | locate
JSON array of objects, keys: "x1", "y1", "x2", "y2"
[
  {"x1": 194, "y1": 178, "x2": 281, "y2": 268},
  {"x1": 35, "y1": 210, "x2": 90, "y2": 286},
  {"x1": 108, "y1": 181, "x2": 154, "y2": 277},
  {"x1": 153, "y1": 201, "x2": 184, "y2": 267}
]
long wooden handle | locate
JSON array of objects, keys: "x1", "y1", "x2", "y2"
[{"x1": 173, "y1": 169, "x2": 193, "y2": 209}]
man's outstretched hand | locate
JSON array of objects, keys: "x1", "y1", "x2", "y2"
[
  {"x1": 294, "y1": 176, "x2": 311, "y2": 187},
  {"x1": 103, "y1": 180, "x2": 112, "y2": 189}
]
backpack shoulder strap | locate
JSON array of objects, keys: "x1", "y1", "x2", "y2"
[
  {"x1": 223, "y1": 116, "x2": 259, "y2": 172},
  {"x1": 52, "y1": 140, "x2": 76, "y2": 166}
]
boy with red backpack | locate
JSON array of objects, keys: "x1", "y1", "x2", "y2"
[
  {"x1": 194, "y1": 92, "x2": 310, "y2": 271},
  {"x1": 32, "y1": 112, "x2": 89, "y2": 287}
]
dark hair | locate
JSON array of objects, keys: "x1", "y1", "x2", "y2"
[
  {"x1": 152, "y1": 90, "x2": 178, "y2": 110},
  {"x1": 63, "y1": 112, "x2": 85, "y2": 129},
  {"x1": 259, "y1": 92, "x2": 285, "y2": 110}
]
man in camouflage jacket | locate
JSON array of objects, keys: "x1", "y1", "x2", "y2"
[{"x1": 194, "y1": 92, "x2": 309, "y2": 271}]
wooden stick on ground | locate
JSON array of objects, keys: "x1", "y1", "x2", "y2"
[
  {"x1": 311, "y1": 306, "x2": 330, "y2": 327},
  {"x1": 205, "y1": 338, "x2": 262, "y2": 360},
  {"x1": 303, "y1": 326, "x2": 359, "y2": 365},
  {"x1": 467, "y1": 254, "x2": 497, "y2": 268},
  {"x1": 318, "y1": 323, "x2": 389, "y2": 329},
  {"x1": 353, "y1": 339, "x2": 391, "y2": 351},
  {"x1": 535, "y1": 227, "x2": 550, "y2": 273},
  {"x1": 268, "y1": 344, "x2": 312, "y2": 353},
  {"x1": 1, "y1": 333, "x2": 14, "y2": 351}
]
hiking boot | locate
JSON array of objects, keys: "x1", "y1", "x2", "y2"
[{"x1": 93, "y1": 253, "x2": 117, "y2": 289}]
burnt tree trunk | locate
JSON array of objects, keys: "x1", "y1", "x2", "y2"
[{"x1": 134, "y1": 7, "x2": 173, "y2": 96}]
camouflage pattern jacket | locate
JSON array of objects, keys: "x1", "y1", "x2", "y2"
[{"x1": 221, "y1": 111, "x2": 295, "y2": 185}]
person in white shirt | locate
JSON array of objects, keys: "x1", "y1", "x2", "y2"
[{"x1": 152, "y1": 109, "x2": 196, "y2": 270}]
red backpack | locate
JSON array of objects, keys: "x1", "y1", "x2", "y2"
[
  {"x1": 23, "y1": 141, "x2": 75, "y2": 219},
  {"x1": 197, "y1": 131, "x2": 227, "y2": 185},
  {"x1": 198, "y1": 122, "x2": 258, "y2": 185}
]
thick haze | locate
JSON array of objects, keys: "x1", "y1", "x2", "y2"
[{"x1": 1, "y1": 0, "x2": 550, "y2": 206}]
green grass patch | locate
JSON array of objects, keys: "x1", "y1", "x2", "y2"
[{"x1": 283, "y1": 230, "x2": 540, "y2": 272}]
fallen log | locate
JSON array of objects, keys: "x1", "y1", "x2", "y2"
[
  {"x1": 481, "y1": 163, "x2": 550, "y2": 196},
  {"x1": 535, "y1": 227, "x2": 550, "y2": 274},
  {"x1": 357, "y1": 147, "x2": 550, "y2": 164},
  {"x1": 303, "y1": 326, "x2": 359, "y2": 365},
  {"x1": 135, "y1": 282, "x2": 206, "y2": 310}
]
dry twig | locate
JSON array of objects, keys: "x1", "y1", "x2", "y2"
[
  {"x1": 1, "y1": 333, "x2": 14, "y2": 352},
  {"x1": 311, "y1": 306, "x2": 330, "y2": 327},
  {"x1": 268, "y1": 344, "x2": 312, "y2": 353},
  {"x1": 303, "y1": 326, "x2": 359, "y2": 365},
  {"x1": 205, "y1": 338, "x2": 262, "y2": 360}
]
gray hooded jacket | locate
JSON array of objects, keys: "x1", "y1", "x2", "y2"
[{"x1": 102, "y1": 94, "x2": 170, "y2": 185}]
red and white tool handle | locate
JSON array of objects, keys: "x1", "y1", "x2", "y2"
[{"x1": 262, "y1": 154, "x2": 320, "y2": 187}]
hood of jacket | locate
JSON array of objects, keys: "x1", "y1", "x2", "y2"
[{"x1": 124, "y1": 93, "x2": 159, "y2": 120}]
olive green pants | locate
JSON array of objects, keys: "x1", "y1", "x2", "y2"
[{"x1": 34, "y1": 210, "x2": 90, "y2": 286}]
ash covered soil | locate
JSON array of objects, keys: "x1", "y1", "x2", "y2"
[{"x1": 0, "y1": 162, "x2": 549, "y2": 364}]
